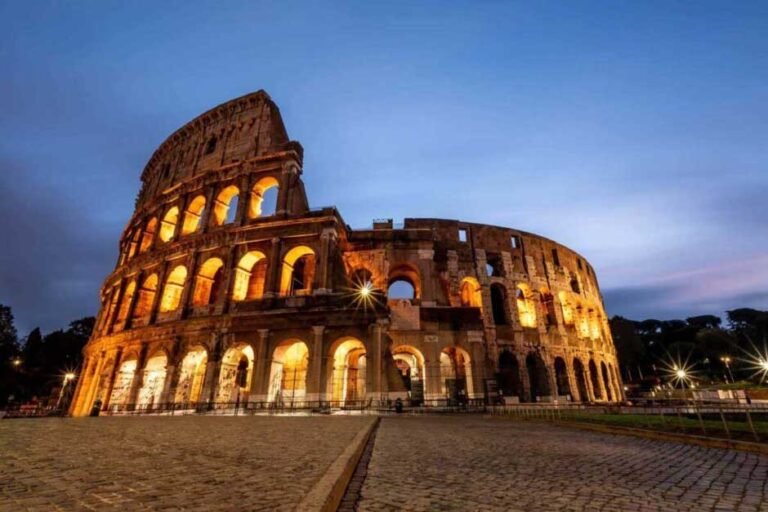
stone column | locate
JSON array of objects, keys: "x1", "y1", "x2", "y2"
[
  {"x1": 180, "y1": 252, "x2": 200, "y2": 318},
  {"x1": 124, "y1": 271, "x2": 143, "y2": 330},
  {"x1": 199, "y1": 187, "x2": 217, "y2": 234},
  {"x1": 81, "y1": 351, "x2": 107, "y2": 415},
  {"x1": 159, "y1": 338, "x2": 183, "y2": 405},
  {"x1": 106, "y1": 279, "x2": 126, "y2": 334},
  {"x1": 518, "y1": 355, "x2": 531, "y2": 402},
  {"x1": 201, "y1": 333, "x2": 224, "y2": 407},
  {"x1": 264, "y1": 237, "x2": 282, "y2": 297},
  {"x1": 101, "y1": 348, "x2": 124, "y2": 410},
  {"x1": 417, "y1": 249, "x2": 435, "y2": 306},
  {"x1": 306, "y1": 326, "x2": 325, "y2": 402},
  {"x1": 235, "y1": 174, "x2": 252, "y2": 226},
  {"x1": 250, "y1": 329, "x2": 271, "y2": 402},
  {"x1": 467, "y1": 331, "x2": 486, "y2": 399},
  {"x1": 127, "y1": 343, "x2": 149, "y2": 409},
  {"x1": 220, "y1": 245, "x2": 239, "y2": 313},
  {"x1": 172, "y1": 193, "x2": 189, "y2": 240},
  {"x1": 276, "y1": 163, "x2": 298, "y2": 216},
  {"x1": 369, "y1": 321, "x2": 387, "y2": 402},
  {"x1": 315, "y1": 229, "x2": 335, "y2": 294}
]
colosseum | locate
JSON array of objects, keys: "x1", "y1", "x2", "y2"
[{"x1": 69, "y1": 90, "x2": 623, "y2": 416}]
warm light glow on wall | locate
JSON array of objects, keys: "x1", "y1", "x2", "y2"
[
  {"x1": 160, "y1": 265, "x2": 188, "y2": 312},
  {"x1": 212, "y1": 185, "x2": 240, "y2": 226},
  {"x1": 558, "y1": 291, "x2": 574, "y2": 325},
  {"x1": 248, "y1": 176, "x2": 279, "y2": 218},
  {"x1": 133, "y1": 274, "x2": 158, "y2": 318},
  {"x1": 181, "y1": 195, "x2": 206, "y2": 235},
  {"x1": 280, "y1": 246, "x2": 315, "y2": 296},
  {"x1": 232, "y1": 251, "x2": 267, "y2": 301},
  {"x1": 460, "y1": 277, "x2": 483, "y2": 310},
  {"x1": 192, "y1": 257, "x2": 224, "y2": 306},
  {"x1": 139, "y1": 217, "x2": 157, "y2": 253},
  {"x1": 174, "y1": 348, "x2": 207, "y2": 404},
  {"x1": 159, "y1": 207, "x2": 179, "y2": 242},
  {"x1": 516, "y1": 284, "x2": 537, "y2": 328},
  {"x1": 137, "y1": 353, "x2": 168, "y2": 406}
]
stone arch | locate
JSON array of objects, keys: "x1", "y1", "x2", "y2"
[
  {"x1": 589, "y1": 359, "x2": 602, "y2": 400},
  {"x1": 108, "y1": 357, "x2": 138, "y2": 408},
  {"x1": 248, "y1": 176, "x2": 279, "y2": 218},
  {"x1": 192, "y1": 257, "x2": 225, "y2": 306},
  {"x1": 439, "y1": 346, "x2": 474, "y2": 402},
  {"x1": 460, "y1": 277, "x2": 482, "y2": 310},
  {"x1": 280, "y1": 245, "x2": 315, "y2": 296},
  {"x1": 114, "y1": 280, "x2": 137, "y2": 329},
  {"x1": 554, "y1": 357, "x2": 570, "y2": 397},
  {"x1": 181, "y1": 194, "x2": 206, "y2": 235},
  {"x1": 601, "y1": 361, "x2": 614, "y2": 401},
  {"x1": 174, "y1": 346, "x2": 208, "y2": 404},
  {"x1": 525, "y1": 352, "x2": 551, "y2": 401},
  {"x1": 232, "y1": 251, "x2": 268, "y2": 301},
  {"x1": 212, "y1": 185, "x2": 240, "y2": 226},
  {"x1": 137, "y1": 351, "x2": 168, "y2": 408},
  {"x1": 328, "y1": 337, "x2": 367, "y2": 405},
  {"x1": 132, "y1": 273, "x2": 158, "y2": 319},
  {"x1": 268, "y1": 339, "x2": 309, "y2": 404},
  {"x1": 490, "y1": 283, "x2": 508, "y2": 325},
  {"x1": 516, "y1": 284, "x2": 537, "y2": 328},
  {"x1": 498, "y1": 350, "x2": 521, "y2": 400},
  {"x1": 216, "y1": 344, "x2": 254, "y2": 403},
  {"x1": 392, "y1": 345, "x2": 426, "y2": 402},
  {"x1": 139, "y1": 217, "x2": 157, "y2": 253},
  {"x1": 572, "y1": 358, "x2": 590, "y2": 402},
  {"x1": 387, "y1": 264, "x2": 421, "y2": 301},
  {"x1": 160, "y1": 265, "x2": 188, "y2": 312},
  {"x1": 159, "y1": 206, "x2": 179, "y2": 242}
]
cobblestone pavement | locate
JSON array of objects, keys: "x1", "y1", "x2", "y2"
[
  {"x1": 358, "y1": 415, "x2": 768, "y2": 512},
  {"x1": 0, "y1": 415, "x2": 373, "y2": 511}
]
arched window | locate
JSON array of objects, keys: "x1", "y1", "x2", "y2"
[
  {"x1": 114, "y1": 280, "x2": 136, "y2": 329},
  {"x1": 573, "y1": 358, "x2": 590, "y2": 402},
  {"x1": 498, "y1": 350, "x2": 521, "y2": 398},
  {"x1": 460, "y1": 277, "x2": 483, "y2": 310},
  {"x1": 159, "y1": 207, "x2": 179, "y2": 242},
  {"x1": 526, "y1": 353, "x2": 551, "y2": 401},
  {"x1": 127, "y1": 230, "x2": 142, "y2": 260},
  {"x1": 601, "y1": 361, "x2": 613, "y2": 401},
  {"x1": 554, "y1": 357, "x2": 570, "y2": 396},
  {"x1": 204, "y1": 135, "x2": 217, "y2": 155},
  {"x1": 248, "y1": 176, "x2": 279, "y2": 218},
  {"x1": 232, "y1": 251, "x2": 268, "y2": 301},
  {"x1": 102, "y1": 286, "x2": 121, "y2": 332},
  {"x1": 132, "y1": 274, "x2": 158, "y2": 319},
  {"x1": 589, "y1": 359, "x2": 602, "y2": 399},
  {"x1": 515, "y1": 284, "x2": 537, "y2": 328},
  {"x1": 139, "y1": 218, "x2": 157, "y2": 253},
  {"x1": 490, "y1": 283, "x2": 508, "y2": 325},
  {"x1": 160, "y1": 265, "x2": 187, "y2": 312},
  {"x1": 212, "y1": 185, "x2": 240, "y2": 226},
  {"x1": 387, "y1": 265, "x2": 420, "y2": 303},
  {"x1": 192, "y1": 257, "x2": 225, "y2": 306},
  {"x1": 280, "y1": 246, "x2": 315, "y2": 296},
  {"x1": 181, "y1": 195, "x2": 206, "y2": 236}
]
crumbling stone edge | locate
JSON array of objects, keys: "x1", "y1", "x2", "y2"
[
  {"x1": 296, "y1": 417, "x2": 381, "y2": 512},
  {"x1": 558, "y1": 421, "x2": 768, "y2": 455}
]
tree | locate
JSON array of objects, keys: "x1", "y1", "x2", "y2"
[{"x1": 0, "y1": 304, "x2": 21, "y2": 406}]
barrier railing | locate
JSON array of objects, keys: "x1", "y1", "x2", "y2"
[{"x1": 488, "y1": 400, "x2": 768, "y2": 443}]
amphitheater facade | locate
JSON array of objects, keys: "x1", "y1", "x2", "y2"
[{"x1": 70, "y1": 90, "x2": 622, "y2": 416}]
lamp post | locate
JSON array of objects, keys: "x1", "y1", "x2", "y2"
[
  {"x1": 720, "y1": 356, "x2": 734, "y2": 384},
  {"x1": 56, "y1": 373, "x2": 76, "y2": 410}
]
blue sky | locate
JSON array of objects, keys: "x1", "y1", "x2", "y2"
[{"x1": 1, "y1": 1, "x2": 766, "y2": 334}]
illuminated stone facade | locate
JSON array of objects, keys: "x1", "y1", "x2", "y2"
[{"x1": 70, "y1": 90, "x2": 622, "y2": 416}]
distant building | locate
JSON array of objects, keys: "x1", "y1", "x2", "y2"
[{"x1": 70, "y1": 90, "x2": 621, "y2": 416}]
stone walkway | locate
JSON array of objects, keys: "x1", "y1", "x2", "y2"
[
  {"x1": 357, "y1": 416, "x2": 768, "y2": 512},
  {"x1": 0, "y1": 415, "x2": 373, "y2": 511}
]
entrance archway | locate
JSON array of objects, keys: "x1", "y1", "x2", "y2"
[
  {"x1": 174, "y1": 347, "x2": 208, "y2": 404},
  {"x1": 573, "y1": 358, "x2": 590, "y2": 402},
  {"x1": 392, "y1": 345, "x2": 425, "y2": 404},
  {"x1": 330, "y1": 339, "x2": 367, "y2": 406},
  {"x1": 589, "y1": 359, "x2": 602, "y2": 400},
  {"x1": 268, "y1": 340, "x2": 309, "y2": 405},
  {"x1": 498, "y1": 350, "x2": 521, "y2": 400},
  {"x1": 525, "y1": 352, "x2": 551, "y2": 402},
  {"x1": 109, "y1": 358, "x2": 137, "y2": 408},
  {"x1": 137, "y1": 353, "x2": 168, "y2": 409},
  {"x1": 601, "y1": 361, "x2": 614, "y2": 401},
  {"x1": 440, "y1": 347, "x2": 473, "y2": 402},
  {"x1": 216, "y1": 345, "x2": 254, "y2": 403},
  {"x1": 554, "y1": 357, "x2": 570, "y2": 398}
]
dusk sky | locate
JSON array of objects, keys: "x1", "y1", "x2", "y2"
[{"x1": 1, "y1": 1, "x2": 766, "y2": 335}]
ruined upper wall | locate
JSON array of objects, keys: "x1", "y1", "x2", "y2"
[{"x1": 136, "y1": 90, "x2": 301, "y2": 208}]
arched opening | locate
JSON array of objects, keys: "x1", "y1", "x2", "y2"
[
  {"x1": 132, "y1": 274, "x2": 158, "y2": 319},
  {"x1": 392, "y1": 345, "x2": 425, "y2": 404},
  {"x1": 573, "y1": 358, "x2": 590, "y2": 402},
  {"x1": 139, "y1": 217, "x2": 157, "y2": 253},
  {"x1": 102, "y1": 286, "x2": 120, "y2": 333},
  {"x1": 174, "y1": 347, "x2": 208, "y2": 405},
  {"x1": 181, "y1": 195, "x2": 206, "y2": 236},
  {"x1": 268, "y1": 340, "x2": 309, "y2": 405},
  {"x1": 216, "y1": 344, "x2": 254, "y2": 403},
  {"x1": 601, "y1": 361, "x2": 614, "y2": 401},
  {"x1": 540, "y1": 290, "x2": 557, "y2": 326},
  {"x1": 440, "y1": 347, "x2": 473, "y2": 402},
  {"x1": 498, "y1": 350, "x2": 521, "y2": 400},
  {"x1": 460, "y1": 277, "x2": 483, "y2": 310},
  {"x1": 387, "y1": 265, "x2": 420, "y2": 303},
  {"x1": 589, "y1": 359, "x2": 602, "y2": 400},
  {"x1": 137, "y1": 352, "x2": 168, "y2": 409},
  {"x1": 108, "y1": 358, "x2": 137, "y2": 408},
  {"x1": 127, "y1": 229, "x2": 142, "y2": 260},
  {"x1": 558, "y1": 291, "x2": 574, "y2": 325},
  {"x1": 490, "y1": 284, "x2": 508, "y2": 325},
  {"x1": 159, "y1": 265, "x2": 188, "y2": 312},
  {"x1": 212, "y1": 185, "x2": 240, "y2": 226},
  {"x1": 516, "y1": 284, "x2": 537, "y2": 328},
  {"x1": 248, "y1": 176, "x2": 279, "y2": 218},
  {"x1": 114, "y1": 280, "x2": 136, "y2": 329},
  {"x1": 554, "y1": 357, "x2": 570, "y2": 397},
  {"x1": 280, "y1": 246, "x2": 315, "y2": 296},
  {"x1": 330, "y1": 339, "x2": 367, "y2": 405},
  {"x1": 525, "y1": 352, "x2": 551, "y2": 402},
  {"x1": 192, "y1": 258, "x2": 225, "y2": 306},
  {"x1": 159, "y1": 206, "x2": 179, "y2": 242},
  {"x1": 232, "y1": 251, "x2": 267, "y2": 301}
]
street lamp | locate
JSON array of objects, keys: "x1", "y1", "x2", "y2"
[
  {"x1": 720, "y1": 356, "x2": 734, "y2": 383},
  {"x1": 12, "y1": 358, "x2": 21, "y2": 367},
  {"x1": 56, "y1": 373, "x2": 77, "y2": 410}
]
